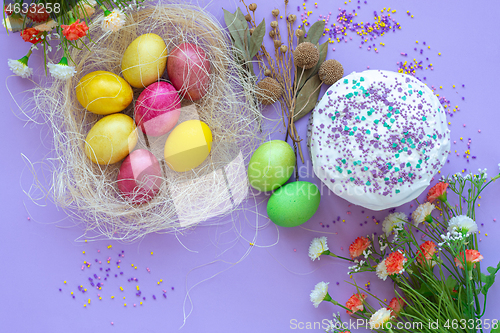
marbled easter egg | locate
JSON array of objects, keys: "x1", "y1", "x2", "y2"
[{"x1": 247, "y1": 140, "x2": 296, "y2": 192}]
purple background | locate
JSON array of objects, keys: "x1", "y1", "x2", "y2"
[{"x1": 1, "y1": 0, "x2": 500, "y2": 332}]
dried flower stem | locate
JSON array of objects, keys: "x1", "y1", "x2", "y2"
[{"x1": 241, "y1": 0, "x2": 304, "y2": 164}]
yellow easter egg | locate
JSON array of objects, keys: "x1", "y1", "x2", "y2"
[
  {"x1": 121, "y1": 33, "x2": 168, "y2": 88},
  {"x1": 85, "y1": 114, "x2": 138, "y2": 165},
  {"x1": 76, "y1": 71, "x2": 133, "y2": 115},
  {"x1": 164, "y1": 120, "x2": 212, "y2": 172}
]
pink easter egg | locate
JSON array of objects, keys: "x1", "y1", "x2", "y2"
[
  {"x1": 134, "y1": 81, "x2": 181, "y2": 137},
  {"x1": 117, "y1": 149, "x2": 162, "y2": 204},
  {"x1": 167, "y1": 43, "x2": 211, "y2": 101}
]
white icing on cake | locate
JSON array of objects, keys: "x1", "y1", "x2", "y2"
[{"x1": 310, "y1": 70, "x2": 450, "y2": 211}]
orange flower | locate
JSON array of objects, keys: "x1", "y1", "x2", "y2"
[
  {"x1": 426, "y1": 182, "x2": 448, "y2": 203},
  {"x1": 346, "y1": 293, "x2": 366, "y2": 315},
  {"x1": 20, "y1": 28, "x2": 42, "y2": 44},
  {"x1": 417, "y1": 241, "x2": 437, "y2": 266},
  {"x1": 454, "y1": 249, "x2": 483, "y2": 270},
  {"x1": 385, "y1": 251, "x2": 407, "y2": 275},
  {"x1": 25, "y1": 4, "x2": 50, "y2": 23},
  {"x1": 387, "y1": 297, "x2": 405, "y2": 317},
  {"x1": 349, "y1": 236, "x2": 371, "y2": 259},
  {"x1": 61, "y1": 19, "x2": 89, "y2": 41}
]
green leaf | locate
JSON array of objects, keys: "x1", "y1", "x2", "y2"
[
  {"x1": 223, "y1": 8, "x2": 249, "y2": 56},
  {"x1": 492, "y1": 321, "x2": 500, "y2": 332},
  {"x1": 444, "y1": 276, "x2": 457, "y2": 291},
  {"x1": 293, "y1": 74, "x2": 322, "y2": 121},
  {"x1": 223, "y1": 9, "x2": 240, "y2": 47},
  {"x1": 414, "y1": 281, "x2": 434, "y2": 299},
  {"x1": 488, "y1": 266, "x2": 498, "y2": 274},
  {"x1": 295, "y1": 41, "x2": 328, "y2": 92},
  {"x1": 481, "y1": 263, "x2": 500, "y2": 296},
  {"x1": 249, "y1": 18, "x2": 265, "y2": 59},
  {"x1": 298, "y1": 24, "x2": 306, "y2": 44},
  {"x1": 304, "y1": 20, "x2": 326, "y2": 45}
]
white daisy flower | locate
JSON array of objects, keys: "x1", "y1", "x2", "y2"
[
  {"x1": 382, "y1": 212, "x2": 408, "y2": 236},
  {"x1": 310, "y1": 281, "x2": 329, "y2": 308},
  {"x1": 47, "y1": 57, "x2": 77, "y2": 80},
  {"x1": 8, "y1": 57, "x2": 33, "y2": 78},
  {"x1": 308, "y1": 236, "x2": 329, "y2": 261},
  {"x1": 102, "y1": 9, "x2": 126, "y2": 32},
  {"x1": 369, "y1": 307, "x2": 393, "y2": 329},
  {"x1": 376, "y1": 259, "x2": 388, "y2": 281},
  {"x1": 412, "y1": 202, "x2": 435, "y2": 227},
  {"x1": 447, "y1": 215, "x2": 478, "y2": 236}
]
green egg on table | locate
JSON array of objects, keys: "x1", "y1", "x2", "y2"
[
  {"x1": 247, "y1": 140, "x2": 296, "y2": 192},
  {"x1": 267, "y1": 181, "x2": 320, "y2": 227}
]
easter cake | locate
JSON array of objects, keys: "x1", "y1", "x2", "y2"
[{"x1": 309, "y1": 70, "x2": 450, "y2": 211}]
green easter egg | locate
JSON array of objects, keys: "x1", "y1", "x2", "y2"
[
  {"x1": 267, "y1": 181, "x2": 321, "y2": 227},
  {"x1": 247, "y1": 140, "x2": 296, "y2": 192}
]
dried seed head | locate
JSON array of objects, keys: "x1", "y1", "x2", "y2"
[
  {"x1": 272, "y1": 9, "x2": 280, "y2": 17},
  {"x1": 245, "y1": 14, "x2": 252, "y2": 22},
  {"x1": 270, "y1": 21, "x2": 278, "y2": 28},
  {"x1": 318, "y1": 59, "x2": 344, "y2": 85},
  {"x1": 269, "y1": 30, "x2": 276, "y2": 38},
  {"x1": 249, "y1": 3, "x2": 257, "y2": 11},
  {"x1": 256, "y1": 77, "x2": 283, "y2": 105},
  {"x1": 295, "y1": 29, "x2": 304, "y2": 37},
  {"x1": 274, "y1": 39, "x2": 282, "y2": 49},
  {"x1": 293, "y1": 42, "x2": 320, "y2": 69},
  {"x1": 280, "y1": 45, "x2": 288, "y2": 53},
  {"x1": 264, "y1": 69, "x2": 272, "y2": 76},
  {"x1": 288, "y1": 14, "x2": 297, "y2": 23},
  {"x1": 250, "y1": 27, "x2": 255, "y2": 35}
]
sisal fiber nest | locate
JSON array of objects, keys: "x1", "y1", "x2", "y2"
[{"x1": 29, "y1": 1, "x2": 262, "y2": 241}]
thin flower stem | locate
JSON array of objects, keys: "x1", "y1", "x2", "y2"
[{"x1": 323, "y1": 250, "x2": 352, "y2": 261}]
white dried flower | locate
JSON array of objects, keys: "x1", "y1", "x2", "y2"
[
  {"x1": 376, "y1": 259, "x2": 388, "y2": 281},
  {"x1": 8, "y1": 58, "x2": 33, "y2": 78},
  {"x1": 382, "y1": 212, "x2": 407, "y2": 236},
  {"x1": 308, "y1": 236, "x2": 328, "y2": 261},
  {"x1": 378, "y1": 238, "x2": 388, "y2": 252},
  {"x1": 412, "y1": 202, "x2": 435, "y2": 227},
  {"x1": 310, "y1": 281, "x2": 329, "y2": 308},
  {"x1": 448, "y1": 215, "x2": 478, "y2": 236},
  {"x1": 369, "y1": 308, "x2": 393, "y2": 329},
  {"x1": 438, "y1": 229, "x2": 464, "y2": 247},
  {"x1": 102, "y1": 9, "x2": 126, "y2": 32}
]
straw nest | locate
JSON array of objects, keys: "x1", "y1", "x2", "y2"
[{"x1": 29, "y1": 1, "x2": 262, "y2": 241}]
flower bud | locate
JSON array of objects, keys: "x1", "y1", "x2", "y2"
[
  {"x1": 288, "y1": 14, "x2": 297, "y2": 23},
  {"x1": 269, "y1": 30, "x2": 276, "y2": 38},
  {"x1": 264, "y1": 69, "x2": 272, "y2": 76},
  {"x1": 249, "y1": 3, "x2": 257, "y2": 11},
  {"x1": 270, "y1": 21, "x2": 278, "y2": 28},
  {"x1": 274, "y1": 40, "x2": 282, "y2": 49},
  {"x1": 250, "y1": 27, "x2": 255, "y2": 35},
  {"x1": 245, "y1": 14, "x2": 252, "y2": 22},
  {"x1": 295, "y1": 29, "x2": 304, "y2": 37},
  {"x1": 272, "y1": 9, "x2": 280, "y2": 17},
  {"x1": 280, "y1": 45, "x2": 288, "y2": 53}
]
